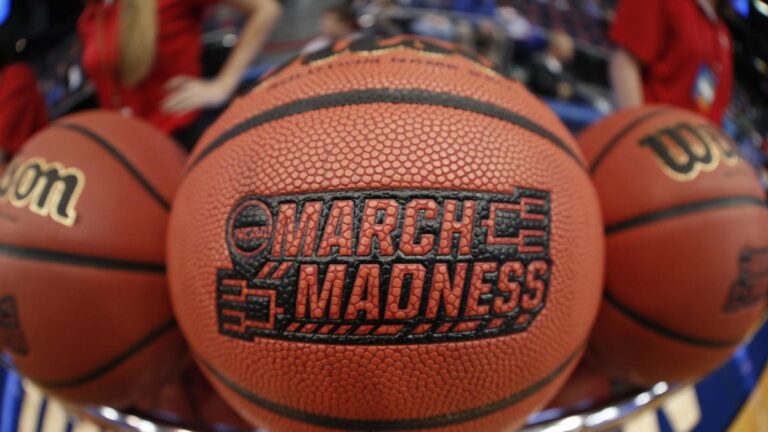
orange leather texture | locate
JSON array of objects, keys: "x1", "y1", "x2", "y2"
[
  {"x1": 133, "y1": 358, "x2": 250, "y2": 430},
  {"x1": 169, "y1": 37, "x2": 604, "y2": 431},
  {"x1": 0, "y1": 111, "x2": 187, "y2": 407},
  {"x1": 580, "y1": 106, "x2": 768, "y2": 386},
  {"x1": 546, "y1": 352, "x2": 613, "y2": 409}
]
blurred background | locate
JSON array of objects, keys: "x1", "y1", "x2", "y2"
[{"x1": 0, "y1": 0, "x2": 766, "y2": 171}]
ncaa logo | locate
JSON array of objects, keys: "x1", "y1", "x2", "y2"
[{"x1": 227, "y1": 199, "x2": 273, "y2": 257}]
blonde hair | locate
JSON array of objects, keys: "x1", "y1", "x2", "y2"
[{"x1": 118, "y1": 0, "x2": 158, "y2": 87}]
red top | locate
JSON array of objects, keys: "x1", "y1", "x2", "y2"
[
  {"x1": 78, "y1": 0, "x2": 215, "y2": 133},
  {"x1": 610, "y1": 0, "x2": 733, "y2": 124},
  {"x1": 0, "y1": 63, "x2": 48, "y2": 157}
]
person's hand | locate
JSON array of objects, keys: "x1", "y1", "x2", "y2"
[{"x1": 162, "y1": 76, "x2": 235, "y2": 114}]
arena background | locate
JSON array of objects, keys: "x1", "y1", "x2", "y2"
[
  {"x1": 2, "y1": 0, "x2": 767, "y2": 156},
  {"x1": 0, "y1": 0, "x2": 767, "y2": 431}
]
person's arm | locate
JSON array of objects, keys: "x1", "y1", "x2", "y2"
[
  {"x1": 609, "y1": 48, "x2": 644, "y2": 108},
  {"x1": 163, "y1": 0, "x2": 282, "y2": 114},
  {"x1": 607, "y1": 0, "x2": 665, "y2": 109}
]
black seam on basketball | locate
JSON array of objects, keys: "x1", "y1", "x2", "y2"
[
  {"x1": 39, "y1": 319, "x2": 178, "y2": 388},
  {"x1": 0, "y1": 243, "x2": 165, "y2": 273},
  {"x1": 588, "y1": 107, "x2": 673, "y2": 174},
  {"x1": 55, "y1": 123, "x2": 171, "y2": 212},
  {"x1": 187, "y1": 89, "x2": 585, "y2": 172},
  {"x1": 198, "y1": 347, "x2": 581, "y2": 430},
  {"x1": 603, "y1": 290, "x2": 741, "y2": 348},
  {"x1": 606, "y1": 196, "x2": 767, "y2": 235}
]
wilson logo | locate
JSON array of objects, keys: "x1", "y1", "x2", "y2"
[
  {"x1": 216, "y1": 189, "x2": 552, "y2": 344},
  {"x1": 640, "y1": 122, "x2": 740, "y2": 182},
  {"x1": 0, "y1": 157, "x2": 85, "y2": 227}
]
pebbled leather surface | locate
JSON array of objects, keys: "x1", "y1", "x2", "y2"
[
  {"x1": 170, "y1": 37, "x2": 604, "y2": 431},
  {"x1": 0, "y1": 111, "x2": 188, "y2": 407}
]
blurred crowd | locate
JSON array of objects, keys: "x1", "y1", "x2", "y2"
[{"x1": 1, "y1": 0, "x2": 766, "y2": 175}]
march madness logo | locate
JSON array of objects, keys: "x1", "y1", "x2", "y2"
[
  {"x1": 216, "y1": 189, "x2": 552, "y2": 344},
  {"x1": 640, "y1": 122, "x2": 740, "y2": 182}
]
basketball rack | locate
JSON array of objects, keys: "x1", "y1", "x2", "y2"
[
  {"x1": 72, "y1": 383, "x2": 681, "y2": 432},
  {"x1": 523, "y1": 382, "x2": 680, "y2": 431}
]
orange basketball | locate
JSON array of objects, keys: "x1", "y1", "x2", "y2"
[
  {"x1": 133, "y1": 359, "x2": 251, "y2": 430},
  {"x1": 579, "y1": 106, "x2": 768, "y2": 386},
  {"x1": 0, "y1": 111, "x2": 187, "y2": 407},
  {"x1": 168, "y1": 36, "x2": 604, "y2": 432},
  {"x1": 545, "y1": 353, "x2": 613, "y2": 410}
]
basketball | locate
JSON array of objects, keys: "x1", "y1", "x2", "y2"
[
  {"x1": 545, "y1": 353, "x2": 613, "y2": 410},
  {"x1": 0, "y1": 111, "x2": 187, "y2": 407},
  {"x1": 168, "y1": 36, "x2": 604, "y2": 431},
  {"x1": 579, "y1": 106, "x2": 768, "y2": 386},
  {"x1": 133, "y1": 359, "x2": 250, "y2": 430}
]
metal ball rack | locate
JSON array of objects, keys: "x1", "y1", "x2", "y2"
[{"x1": 72, "y1": 382, "x2": 680, "y2": 432}]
